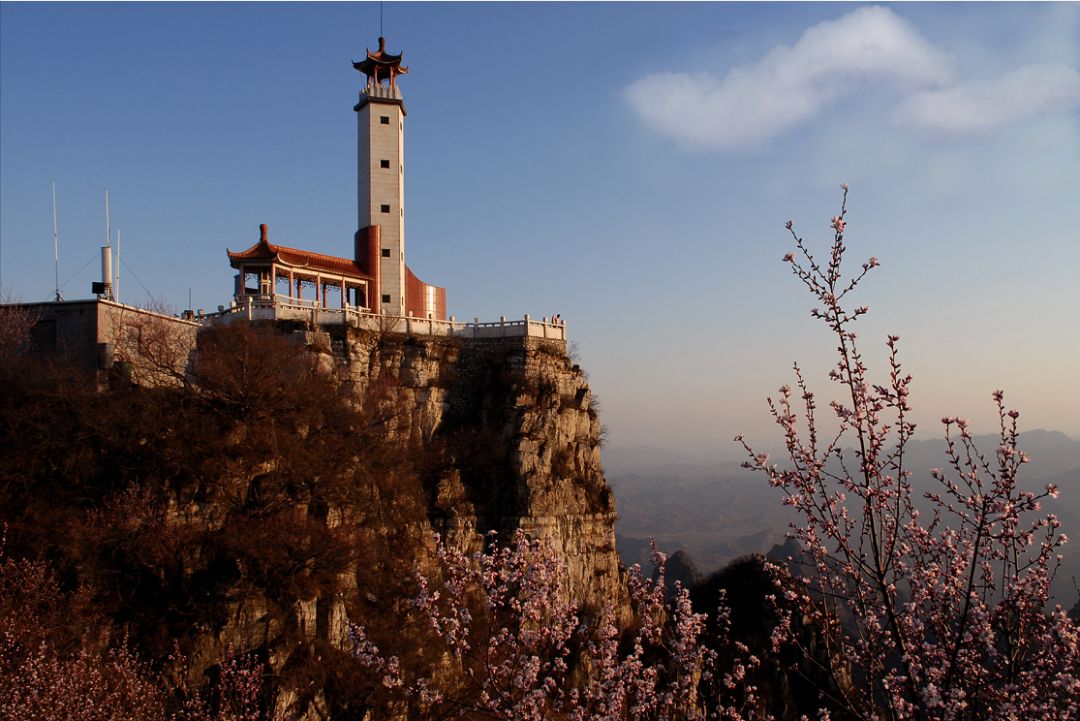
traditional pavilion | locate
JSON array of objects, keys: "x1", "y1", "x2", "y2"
[{"x1": 228, "y1": 37, "x2": 447, "y2": 320}]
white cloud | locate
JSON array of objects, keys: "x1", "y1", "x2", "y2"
[
  {"x1": 895, "y1": 63, "x2": 1080, "y2": 135},
  {"x1": 625, "y1": 6, "x2": 953, "y2": 150}
]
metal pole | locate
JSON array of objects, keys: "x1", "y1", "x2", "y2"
[
  {"x1": 115, "y1": 230, "x2": 121, "y2": 304},
  {"x1": 51, "y1": 180, "x2": 61, "y2": 301}
]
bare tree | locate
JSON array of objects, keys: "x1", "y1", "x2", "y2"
[
  {"x1": 104, "y1": 301, "x2": 199, "y2": 387},
  {"x1": 0, "y1": 297, "x2": 41, "y2": 361}
]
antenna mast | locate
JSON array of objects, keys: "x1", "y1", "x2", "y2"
[
  {"x1": 116, "y1": 230, "x2": 121, "y2": 304},
  {"x1": 101, "y1": 190, "x2": 113, "y2": 301},
  {"x1": 51, "y1": 180, "x2": 61, "y2": 301}
]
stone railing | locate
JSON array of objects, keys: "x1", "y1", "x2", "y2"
[
  {"x1": 359, "y1": 84, "x2": 403, "y2": 102},
  {"x1": 207, "y1": 298, "x2": 567, "y2": 341}
]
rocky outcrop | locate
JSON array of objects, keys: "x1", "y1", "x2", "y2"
[
  {"x1": 1, "y1": 316, "x2": 631, "y2": 718},
  {"x1": 658, "y1": 550, "x2": 703, "y2": 594},
  {"x1": 313, "y1": 328, "x2": 628, "y2": 620},
  {"x1": 177, "y1": 326, "x2": 631, "y2": 715}
]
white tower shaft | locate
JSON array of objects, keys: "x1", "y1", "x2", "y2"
[{"x1": 357, "y1": 87, "x2": 407, "y2": 316}]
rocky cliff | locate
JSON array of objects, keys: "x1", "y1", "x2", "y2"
[
  {"x1": 325, "y1": 327, "x2": 628, "y2": 614},
  {"x1": 0, "y1": 319, "x2": 630, "y2": 719},
  {"x1": 178, "y1": 325, "x2": 629, "y2": 714}
]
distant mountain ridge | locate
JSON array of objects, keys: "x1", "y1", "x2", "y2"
[
  {"x1": 605, "y1": 429, "x2": 1078, "y2": 478},
  {"x1": 607, "y1": 430, "x2": 1080, "y2": 604}
]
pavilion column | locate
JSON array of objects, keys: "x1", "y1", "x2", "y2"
[{"x1": 296, "y1": 276, "x2": 302, "y2": 300}]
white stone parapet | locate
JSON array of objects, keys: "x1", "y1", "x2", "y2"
[
  {"x1": 359, "y1": 85, "x2": 403, "y2": 102},
  {"x1": 205, "y1": 299, "x2": 567, "y2": 341}
]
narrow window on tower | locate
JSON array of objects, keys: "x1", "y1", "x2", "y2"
[
  {"x1": 380, "y1": 116, "x2": 390, "y2": 125},
  {"x1": 381, "y1": 248, "x2": 390, "y2": 258},
  {"x1": 381, "y1": 294, "x2": 391, "y2": 304},
  {"x1": 381, "y1": 204, "x2": 390, "y2": 213},
  {"x1": 380, "y1": 159, "x2": 390, "y2": 169}
]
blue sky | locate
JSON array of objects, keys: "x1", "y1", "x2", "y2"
[{"x1": 2, "y1": 3, "x2": 1078, "y2": 455}]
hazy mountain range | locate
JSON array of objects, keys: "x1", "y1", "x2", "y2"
[{"x1": 607, "y1": 430, "x2": 1080, "y2": 605}]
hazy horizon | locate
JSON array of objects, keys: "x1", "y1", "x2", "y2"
[
  {"x1": 3, "y1": 3, "x2": 1078, "y2": 447},
  {"x1": 603, "y1": 426, "x2": 1080, "y2": 470}
]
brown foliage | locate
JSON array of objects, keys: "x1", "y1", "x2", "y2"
[{"x1": 0, "y1": 320, "x2": 440, "y2": 716}]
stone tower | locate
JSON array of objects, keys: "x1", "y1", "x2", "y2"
[
  {"x1": 228, "y1": 37, "x2": 444, "y2": 320},
  {"x1": 353, "y1": 37, "x2": 408, "y2": 317}
]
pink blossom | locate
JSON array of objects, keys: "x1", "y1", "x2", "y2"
[
  {"x1": 346, "y1": 531, "x2": 754, "y2": 720},
  {"x1": 736, "y1": 190, "x2": 1078, "y2": 721}
]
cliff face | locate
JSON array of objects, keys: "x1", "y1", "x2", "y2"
[
  {"x1": 205, "y1": 327, "x2": 630, "y2": 714},
  {"x1": 324, "y1": 329, "x2": 628, "y2": 617},
  {"x1": 0, "y1": 319, "x2": 628, "y2": 717}
]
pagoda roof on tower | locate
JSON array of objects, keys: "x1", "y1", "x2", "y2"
[
  {"x1": 228, "y1": 238, "x2": 373, "y2": 280},
  {"x1": 353, "y1": 37, "x2": 409, "y2": 77}
]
